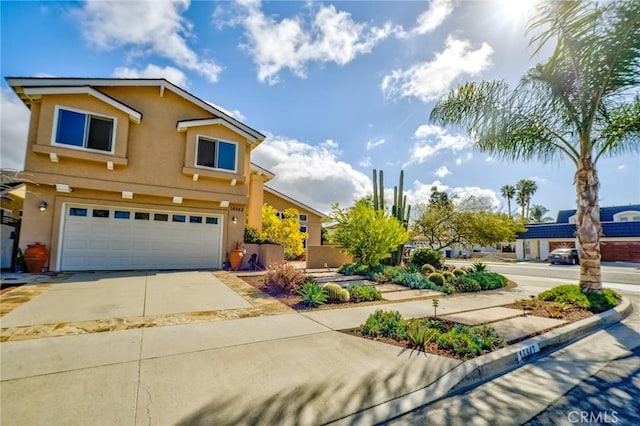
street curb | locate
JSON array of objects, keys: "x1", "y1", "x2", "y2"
[{"x1": 330, "y1": 297, "x2": 633, "y2": 425}]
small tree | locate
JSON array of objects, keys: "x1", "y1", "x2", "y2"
[
  {"x1": 261, "y1": 204, "x2": 308, "y2": 260},
  {"x1": 330, "y1": 201, "x2": 409, "y2": 267}
]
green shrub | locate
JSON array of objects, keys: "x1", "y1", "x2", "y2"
[
  {"x1": 426, "y1": 319, "x2": 446, "y2": 332},
  {"x1": 348, "y1": 284, "x2": 383, "y2": 302},
  {"x1": 410, "y1": 248, "x2": 444, "y2": 270},
  {"x1": 298, "y1": 282, "x2": 328, "y2": 307},
  {"x1": 442, "y1": 271, "x2": 455, "y2": 283},
  {"x1": 402, "y1": 273, "x2": 440, "y2": 290},
  {"x1": 356, "y1": 264, "x2": 371, "y2": 276},
  {"x1": 337, "y1": 263, "x2": 357, "y2": 275},
  {"x1": 264, "y1": 263, "x2": 306, "y2": 294},
  {"x1": 406, "y1": 320, "x2": 440, "y2": 349},
  {"x1": 442, "y1": 284, "x2": 455, "y2": 295},
  {"x1": 404, "y1": 263, "x2": 420, "y2": 274},
  {"x1": 467, "y1": 272, "x2": 508, "y2": 290},
  {"x1": 453, "y1": 275, "x2": 481, "y2": 292},
  {"x1": 452, "y1": 268, "x2": 467, "y2": 276},
  {"x1": 471, "y1": 261, "x2": 487, "y2": 273},
  {"x1": 471, "y1": 325, "x2": 506, "y2": 351},
  {"x1": 359, "y1": 310, "x2": 407, "y2": 340},
  {"x1": 428, "y1": 272, "x2": 446, "y2": 286},
  {"x1": 437, "y1": 327, "x2": 482, "y2": 360},
  {"x1": 538, "y1": 285, "x2": 621, "y2": 313},
  {"x1": 421, "y1": 264, "x2": 436, "y2": 275}
]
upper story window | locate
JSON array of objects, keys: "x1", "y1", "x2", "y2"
[
  {"x1": 614, "y1": 211, "x2": 640, "y2": 222},
  {"x1": 196, "y1": 136, "x2": 237, "y2": 172},
  {"x1": 299, "y1": 214, "x2": 308, "y2": 222},
  {"x1": 53, "y1": 107, "x2": 115, "y2": 153}
]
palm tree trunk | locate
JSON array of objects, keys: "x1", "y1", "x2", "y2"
[
  {"x1": 507, "y1": 199, "x2": 512, "y2": 218},
  {"x1": 575, "y1": 154, "x2": 602, "y2": 293}
]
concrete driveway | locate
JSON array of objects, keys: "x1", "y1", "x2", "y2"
[
  {"x1": 0, "y1": 270, "x2": 463, "y2": 425},
  {"x1": 1, "y1": 271, "x2": 252, "y2": 328}
]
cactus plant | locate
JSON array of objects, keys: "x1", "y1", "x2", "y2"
[
  {"x1": 372, "y1": 168, "x2": 411, "y2": 266},
  {"x1": 323, "y1": 282, "x2": 350, "y2": 302}
]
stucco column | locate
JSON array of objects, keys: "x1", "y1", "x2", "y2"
[{"x1": 247, "y1": 174, "x2": 266, "y2": 231}]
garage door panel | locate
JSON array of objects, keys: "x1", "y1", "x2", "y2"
[{"x1": 61, "y1": 205, "x2": 222, "y2": 271}]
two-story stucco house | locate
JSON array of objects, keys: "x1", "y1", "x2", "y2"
[{"x1": 7, "y1": 77, "x2": 324, "y2": 272}]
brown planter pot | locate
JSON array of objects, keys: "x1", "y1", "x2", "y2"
[
  {"x1": 24, "y1": 243, "x2": 48, "y2": 273},
  {"x1": 229, "y1": 249, "x2": 244, "y2": 271}
]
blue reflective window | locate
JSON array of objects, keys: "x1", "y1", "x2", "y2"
[
  {"x1": 217, "y1": 141, "x2": 236, "y2": 171},
  {"x1": 114, "y1": 211, "x2": 130, "y2": 219},
  {"x1": 205, "y1": 217, "x2": 218, "y2": 225},
  {"x1": 172, "y1": 215, "x2": 186, "y2": 223},
  {"x1": 190, "y1": 216, "x2": 203, "y2": 223},
  {"x1": 56, "y1": 109, "x2": 85, "y2": 147},
  {"x1": 69, "y1": 208, "x2": 88, "y2": 217}
]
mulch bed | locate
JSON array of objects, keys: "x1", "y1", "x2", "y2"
[
  {"x1": 239, "y1": 275, "x2": 391, "y2": 311},
  {"x1": 502, "y1": 301, "x2": 595, "y2": 323}
]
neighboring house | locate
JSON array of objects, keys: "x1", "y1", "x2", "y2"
[
  {"x1": 1, "y1": 170, "x2": 25, "y2": 269},
  {"x1": 516, "y1": 205, "x2": 640, "y2": 263},
  {"x1": 7, "y1": 77, "x2": 324, "y2": 272}
]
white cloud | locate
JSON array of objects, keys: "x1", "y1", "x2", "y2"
[
  {"x1": 404, "y1": 179, "x2": 500, "y2": 211},
  {"x1": 434, "y1": 166, "x2": 451, "y2": 178},
  {"x1": 382, "y1": 36, "x2": 494, "y2": 102},
  {"x1": 366, "y1": 138, "x2": 386, "y2": 150},
  {"x1": 530, "y1": 176, "x2": 548, "y2": 184},
  {"x1": 413, "y1": 0, "x2": 454, "y2": 35},
  {"x1": 205, "y1": 101, "x2": 246, "y2": 122},
  {"x1": 1, "y1": 89, "x2": 30, "y2": 171},
  {"x1": 251, "y1": 133, "x2": 371, "y2": 212},
  {"x1": 617, "y1": 165, "x2": 626, "y2": 170},
  {"x1": 359, "y1": 156, "x2": 372, "y2": 167},
  {"x1": 237, "y1": 1, "x2": 394, "y2": 84},
  {"x1": 113, "y1": 64, "x2": 188, "y2": 87},
  {"x1": 77, "y1": 0, "x2": 222, "y2": 82},
  {"x1": 404, "y1": 124, "x2": 470, "y2": 167},
  {"x1": 453, "y1": 187, "x2": 501, "y2": 211},
  {"x1": 485, "y1": 156, "x2": 493, "y2": 162}
]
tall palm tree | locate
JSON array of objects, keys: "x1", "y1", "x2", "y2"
[
  {"x1": 500, "y1": 184, "x2": 516, "y2": 218},
  {"x1": 516, "y1": 179, "x2": 538, "y2": 219},
  {"x1": 430, "y1": 0, "x2": 640, "y2": 293}
]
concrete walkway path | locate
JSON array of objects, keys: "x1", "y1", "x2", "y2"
[{"x1": 0, "y1": 270, "x2": 630, "y2": 425}]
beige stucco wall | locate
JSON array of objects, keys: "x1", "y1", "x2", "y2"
[
  {"x1": 262, "y1": 191, "x2": 323, "y2": 247},
  {"x1": 18, "y1": 85, "x2": 258, "y2": 268},
  {"x1": 247, "y1": 174, "x2": 267, "y2": 231},
  {"x1": 306, "y1": 245, "x2": 353, "y2": 269}
]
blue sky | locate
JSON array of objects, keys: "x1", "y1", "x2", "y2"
[{"x1": 1, "y1": 0, "x2": 638, "y2": 217}]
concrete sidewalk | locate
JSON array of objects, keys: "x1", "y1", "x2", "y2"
[{"x1": 0, "y1": 271, "x2": 632, "y2": 425}]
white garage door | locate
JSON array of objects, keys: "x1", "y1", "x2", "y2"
[{"x1": 60, "y1": 204, "x2": 222, "y2": 271}]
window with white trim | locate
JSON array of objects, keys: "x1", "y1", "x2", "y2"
[
  {"x1": 196, "y1": 136, "x2": 237, "y2": 172},
  {"x1": 299, "y1": 214, "x2": 308, "y2": 222},
  {"x1": 300, "y1": 225, "x2": 307, "y2": 233},
  {"x1": 54, "y1": 107, "x2": 115, "y2": 152},
  {"x1": 613, "y1": 211, "x2": 640, "y2": 222}
]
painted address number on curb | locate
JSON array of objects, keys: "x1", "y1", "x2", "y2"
[{"x1": 517, "y1": 342, "x2": 540, "y2": 363}]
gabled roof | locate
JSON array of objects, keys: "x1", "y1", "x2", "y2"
[
  {"x1": 518, "y1": 221, "x2": 640, "y2": 239},
  {"x1": 264, "y1": 185, "x2": 326, "y2": 218},
  {"x1": 249, "y1": 163, "x2": 275, "y2": 180},
  {"x1": 6, "y1": 77, "x2": 265, "y2": 143},
  {"x1": 556, "y1": 204, "x2": 640, "y2": 223}
]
